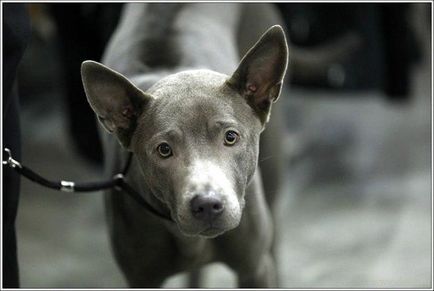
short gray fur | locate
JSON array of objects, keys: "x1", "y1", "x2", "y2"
[{"x1": 81, "y1": 3, "x2": 289, "y2": 287}]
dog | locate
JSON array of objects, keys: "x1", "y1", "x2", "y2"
[{"x1": 80, "y1": 3, "x2": 288, "y2": 287}]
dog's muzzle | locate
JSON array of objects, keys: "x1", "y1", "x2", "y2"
[{"x1": 190, "y1": 191, "x2": 224, "y2": 223}]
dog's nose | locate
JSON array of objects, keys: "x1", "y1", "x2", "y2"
[{"x1": 190, "y1": 193, "x2": 224, "y2": 222}]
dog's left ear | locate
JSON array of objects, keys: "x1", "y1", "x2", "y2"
[{"x1": 227, "y1": 25, "x2": 289, "y2": 124}]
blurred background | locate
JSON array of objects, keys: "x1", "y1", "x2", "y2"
[{"x1": 3, "y1": 2, "x2": 432, "y2": 288}]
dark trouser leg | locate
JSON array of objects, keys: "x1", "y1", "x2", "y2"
[{"x1": 3, "y1": 87, "x2": 21, "y2": 288}]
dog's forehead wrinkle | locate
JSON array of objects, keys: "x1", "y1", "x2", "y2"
[
  {"x1": 149, "y1": 95, "x2": 239, "y2": 136},
  {"x1": 137, "y1": 70, "x2": 262, "y2": 139}
]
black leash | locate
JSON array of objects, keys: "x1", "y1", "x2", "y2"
[{"x1": 2, "y1": 148, "x2": 172, "y2": 222}]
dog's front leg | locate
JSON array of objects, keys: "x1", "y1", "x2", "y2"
[
  {"x1": 218, "y1": 170, "x2": 278, "y2": 287},
  {"x1": 237, "y1": 252, "x2": 277, "y2": 288}
]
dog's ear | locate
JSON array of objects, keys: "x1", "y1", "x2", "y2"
[
  {"x1": 81, "y1": 60, "x2": 151, "y2": 149},
  {"x1": 227, "y1": 25, "x2": 289, "y2": 124}
]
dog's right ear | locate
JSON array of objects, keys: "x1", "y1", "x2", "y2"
[{"x1": 81, "y1": 60, "x2": 152, "y2": 149}]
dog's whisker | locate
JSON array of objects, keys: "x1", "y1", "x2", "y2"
[{"x1": 259, "y1": 155, "x2": 274, "y2": 162}]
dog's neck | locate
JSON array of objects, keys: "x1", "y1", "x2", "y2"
[
  {"x1": 126, "y1": 155, "x2": 173, "y2": 221},
  {"x1": 125, "y1": 155, "x2": 212, "y2": 257}
]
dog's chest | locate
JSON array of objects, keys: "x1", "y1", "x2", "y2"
[{"x1": 169, "y1": 227, "x2": 216, "y2": 267}]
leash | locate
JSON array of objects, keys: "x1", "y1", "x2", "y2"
[{"x1": 2, "y1": 147, "x2": 172, "y2": 222}]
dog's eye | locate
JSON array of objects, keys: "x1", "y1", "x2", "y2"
[
  {"x1": 224, "y1": 130, "x2": 239, "y2": 146},
  {"x1": 157, "y1": 143, "x2": 172, "y2": 158}
]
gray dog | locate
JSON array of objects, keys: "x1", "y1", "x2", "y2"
[{"x1": 81, "y1": 3, "x2": 288, "y2": 288}]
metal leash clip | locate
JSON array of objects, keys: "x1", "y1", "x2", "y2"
[
  {"x1": 112, "y1": 173, "x2": 125, "y2": 191},
  {"x1": 2, "y1": 148, "x2": 22, "y2": 169},
  {"x1": 60, "y1": 181, "x2": 75, "y2": 192}
]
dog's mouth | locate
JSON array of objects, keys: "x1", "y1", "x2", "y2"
[
  {"x1": 176, "y1": 218, "x2": 239, "y2": 238},
  {"x1": 199, "y1": 226, "x2": 226, "y2": 238}
]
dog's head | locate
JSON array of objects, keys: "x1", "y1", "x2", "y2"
[{"x1": 81, "y1": 25, "x2": 288, "y2": 238}]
